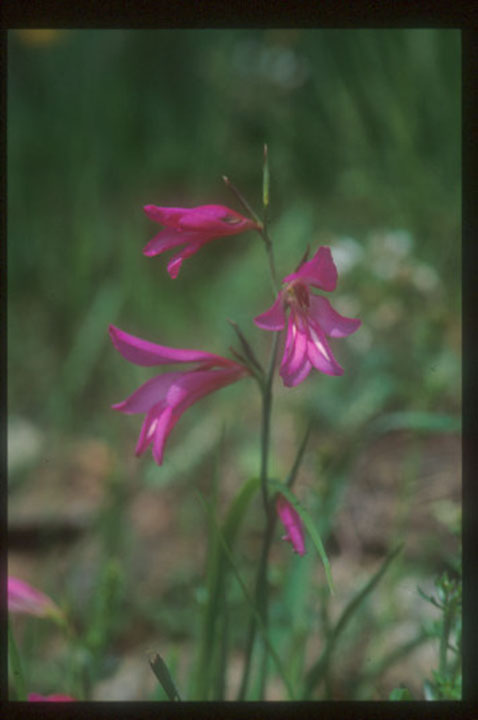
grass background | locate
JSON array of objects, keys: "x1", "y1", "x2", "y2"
[{"x1": 8, "y1": 29, "x2": 461, "y2": 700}]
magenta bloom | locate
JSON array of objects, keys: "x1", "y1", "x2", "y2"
[
  {"x1": 143, "y1": 204, "x2": 260, "y2": 278},
  {"x1": 254, "y1": 246, "x2": 361, "y2": 387},
  {"x1": 110, "y1": 325, "x2": 249, "y2": 465},
  {"x1": 8, "y1": 576, "x2": 61, "y2": 619},
  {"x1": 276, "y1": 494, "x2": 305, "y2": 556},
  {"x1": 28, "y1": 694, "x2": 75, "y2": 702}
]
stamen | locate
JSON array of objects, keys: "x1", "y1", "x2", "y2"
[
  {"x1": 294, "y1": 282, "x2": 310, "y2": 309},
  {"x1": 222, "y1": 215, "x2": 242, "y2": 225}
]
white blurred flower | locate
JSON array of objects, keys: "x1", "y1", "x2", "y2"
[
  {"x1": 383, "y1": 229, "x2": 413, "y2": 258},
  {"x1": 369, "y1": 229, "x2": 414, "y2": 280},
  {"x1": 332, "y1": 237, "x2": 364, "y2": 274},
  {"x1": 411, "y1": 263, "x2": 440, "y2": 293}
]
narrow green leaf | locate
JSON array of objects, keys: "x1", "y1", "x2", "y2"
[
  {"x1": 286, "y1": 421, "x2": 313, "y2": 489},
  {"x1": 262, "y1": 143, "x2": 270, "y2": 208},
  {"x1": 417, "y1": 585, "x2": 443, "y2": 610},
  {"x1": 304, "y1": 543, "x2": 403, "y2": 698},
  {"x1": 150, "y1": 653, "x2": 181, "y2": 701},
  {"x1": 197, "y1": 491, "x2": 296, "y2": 700},
  {"x1": 227, "y1": 319, "x2": 264, "y2": 379},
  {"x1": 222, "y1": 476, "x2": 261, "y2": 546},
  {"x1": 369, "y1": 411, "x2": 461, "y2": 435},
  {"x1": 268, "y1": 479, "x2": 334, "y2": 595},
  {"x1": 194, "y1": 475, "x2": 261, "y2": 699},
  {"x1": 8, "y1": 618, "x2": 27, "y2": 701}
]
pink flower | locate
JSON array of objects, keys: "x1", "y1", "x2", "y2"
[
  {"x1": 143, "y1": 204, "x2": 260, "y2": 278},
  {"x1": 109, "y1": 325, "x2": 249, "y2": 465},
  {"x1": 28, "y1": 693, "x2": 75, "y2": 702},
  {"x1": 254, "y1": 246, "x2": 361, "y2": 387},
  {"x1": 276, "y1": 494, "x2": 305, "y2": 556},
  {"x1": 8, "y1": 576, "x2": 61, "y2": 619}
]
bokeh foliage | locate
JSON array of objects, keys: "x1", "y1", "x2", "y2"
[
  {"x1": 8, "y1": 29, "x2": 460, "y2": 439},
  {"x1": 8, "y1": 29, "x2": 461, "y2": 700}
]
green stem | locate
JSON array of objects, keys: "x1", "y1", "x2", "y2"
[
  {"x1": 259, "y1": 333, "x2": 279, "y2": 511},
  {"x1": 237, "y1": 334, "x2": 280, "y2": 700},
  {"x1": 439, "y1": 593, "x2": 456, "y2": 678},
  {"x1": 260, "y1": 226, "x2": 279, "y2": 295}
]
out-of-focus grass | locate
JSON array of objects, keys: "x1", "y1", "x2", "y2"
[
  {"x1": 8, "y1": 29, "x2": 461, "y2": 700},
  {"x1": 8, "y1": 28, "x2": 460, "y2": 436}
]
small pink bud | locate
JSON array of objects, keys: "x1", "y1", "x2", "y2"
[
  {"x1": 276, "y1": 493, "x2": 306, "y2": 556},
  {"x1": 8, "y1": 576, "x2": 61, "y2": 619}
]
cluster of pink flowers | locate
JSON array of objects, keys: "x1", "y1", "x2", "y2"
[{"x1": 111, "y1": 203, "x2": 361, "y2": 555}]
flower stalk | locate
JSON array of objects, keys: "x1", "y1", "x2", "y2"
[{"x1": 109, "y1": 146, "x2": 361, "y2": 700}]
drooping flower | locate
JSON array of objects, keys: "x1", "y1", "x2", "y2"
[
  {"x1": 28, "y1": 694, "x2": 75, "y2": 702},
  {"x1": 254, "y1": 246, "x2": 361, "y2": 387},
  {"x1": 276, "y1": 494, "x2": 305, "y2": 556},
  {"x1": 143, "y1": 204, "x2": 260, "y2": 278},
  {"x1": 8, "y1": 576, "x2": 61, "y2": 619},
  {"x1": 109, "y1": 325, "x2": 249, "y2": 465}
]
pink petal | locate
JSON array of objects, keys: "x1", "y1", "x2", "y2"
[
  {"x1": 151, "y1": 367, "x2": 246, "y2": 465},
  {"x1": 8, "y1": 577, "x2": 59, "y2": 618},
  {"x1": 143, "y1": 206, "x2": 189, "y2": 226},
  {"x1": 280, "y1": 312, "x2": 308, "y2": 382},
  {"x1": 28, "y1": 694, "x2": 75, "y2": 702},
  {"x1": 177, "y1": 205, "x2": 258, "y2": 235},
  {"x1": 166, "y1": 239, "x2": 207, "y2": 278},
  {"x1": 152, "y1": 405, "x2": 175, "y2": 465},
  {"x1": 135, "y1": 403, "x2": 164, "y2": 456},
  {"x1": 308, "y1": 295, "x2": 361, "y2": 337},
  {"x1": 129, "y1": 366, "x2": 248, "y2": 466},
  {"x1": 284, "y1": 246, "x2": 338, "y2": 292},
  {"x1": 168, "y1": 366, "x2": 247, "y2": 415},
  {"x1": 276, "y1": 494, "x2": 305, "y2": 556},
  {"x1": 112, "y1": 372, "x2": 184, "y2": 414},
  {"x1": 144, "y1": 204, "x2": 259, "y2": 235},
  {"x1": 109, "y1": 325, "x2": 232, "y2": 367},
  {"x1": 306, "y1": 322, "x2": 344, "y2": 376},
  {"x1": 254, "y1": 292, "x2": 286, "y2": 331},
  {"x1": 142, "y1": 228, "x2": 202, "y2": 258},
  {"x1": 281, "y1": 354, "x2": 312, "y2": 387}
]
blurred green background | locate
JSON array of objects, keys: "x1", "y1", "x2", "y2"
[{"x1": 8, "y1": 29, "x2": 461, "y2": 700}]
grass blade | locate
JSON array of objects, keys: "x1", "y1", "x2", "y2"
[
  {"x1": 286, "y1": 421, "x2": 313, "y2": 489},
  {"x1": 194, "y1": 474, "x2": 261, "y2": 699},
  {"x1": 150, "y1": 653, "x2": 181, "y2": 701},
  {"x1": 304, "y1": 543, "x2": 404, "y2": 698},
  {"x1": 8, "y1": 618, "x2": 27, "y2": 700},
  {"x1": 197, "y1": 491, "x2": 296, "y2": 700}
]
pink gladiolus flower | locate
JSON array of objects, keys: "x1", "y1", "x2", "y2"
[
  {"x1": 109, "y1": 325, "x2": 249, "y2": 465},
  {"x1": 276, "y1": 494, "x2": 305, "y2": 556},
  {"x1": 8, "y1": 577, "x2": 61, "y2": 619},
  {"x1": 143, "y1": 204, "x2": 260, "y2": 278},
  {"x1": 254, "y1": 246, "x2": 361, "y2": 387},
  {"x1": 28, "y1": 694, "x2": 75, "y2": 702}
]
